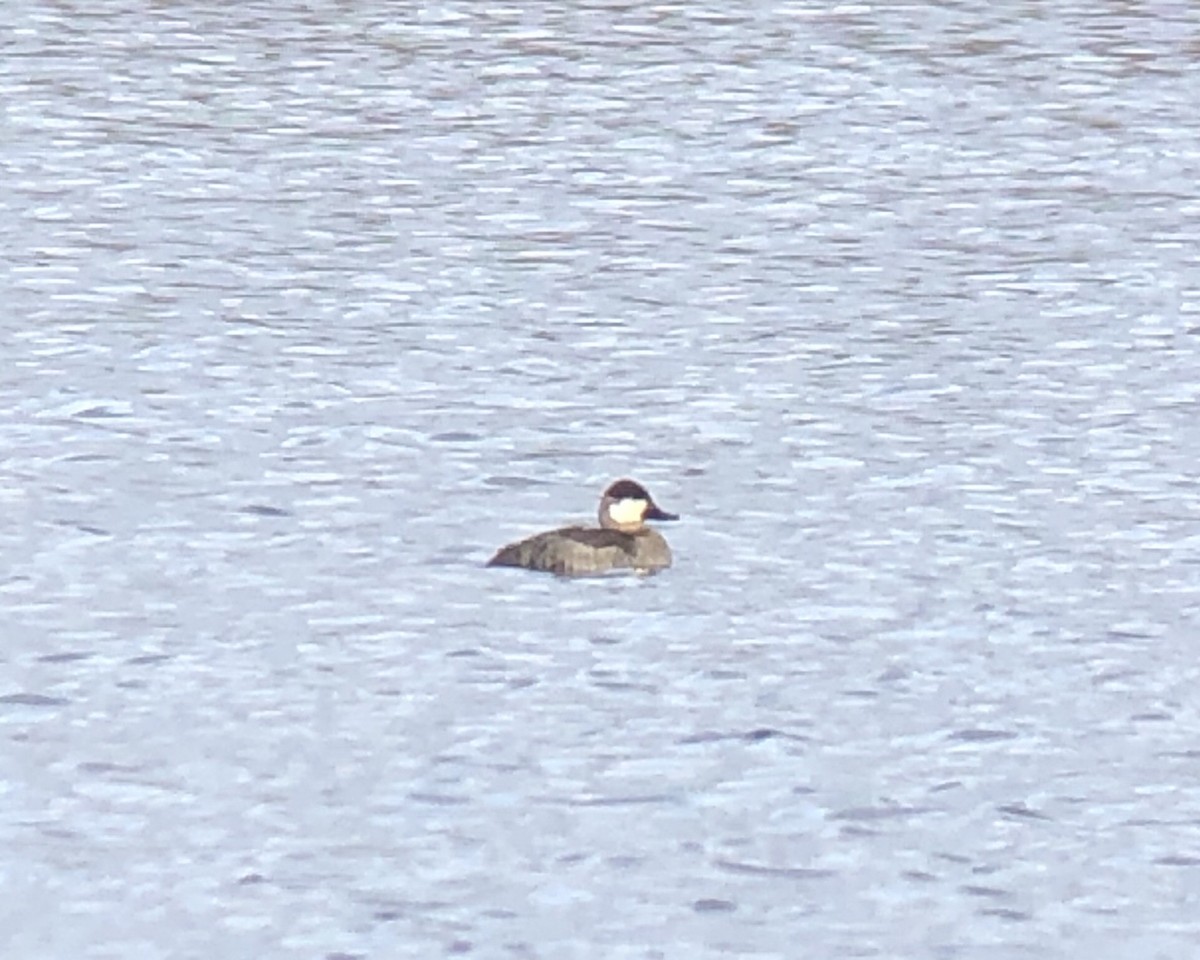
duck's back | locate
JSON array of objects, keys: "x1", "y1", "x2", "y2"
[{"x1": 488, "y1": 525, "x2": 672, "y2": 577}]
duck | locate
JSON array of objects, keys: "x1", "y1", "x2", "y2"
[{"x1": 487, "y1": 479, "x2": 678, "y2": 576}]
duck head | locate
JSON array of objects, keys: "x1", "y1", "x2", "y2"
[{"x1": 598, "y1": 479, "x2": 679, "y2": 533}]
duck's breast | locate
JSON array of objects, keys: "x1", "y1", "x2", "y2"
[{"x1": 630, "y1": 529, "x2": 672, "y2": 572}]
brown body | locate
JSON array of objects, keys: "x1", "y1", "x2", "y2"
[{"x1": 488, "y1": 525, "x2": 672, "y2": 576}]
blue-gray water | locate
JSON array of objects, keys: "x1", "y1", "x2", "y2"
[{"x1": 3, "y1": 2, "x2": 1200, "y2": 957}]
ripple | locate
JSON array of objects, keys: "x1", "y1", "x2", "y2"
[{"x1": 0, "y1": 693, "x2": 69, "y2": 707}]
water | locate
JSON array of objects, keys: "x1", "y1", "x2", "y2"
[{"x1": 3, "y1": 1, "x2": 1200, "y2": 957}]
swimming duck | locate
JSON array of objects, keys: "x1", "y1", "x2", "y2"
[{"x1": 487, "y1": 479, "x2": 678, "y2": 576}]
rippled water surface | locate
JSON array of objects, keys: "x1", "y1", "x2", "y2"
[{"x1": 4, "y1": 2, "x2": 1200, "y2": 957}]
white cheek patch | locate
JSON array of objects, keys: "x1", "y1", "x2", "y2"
[{"x1": 608, "y1": 497, "x2": 646, "y2": 526}]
